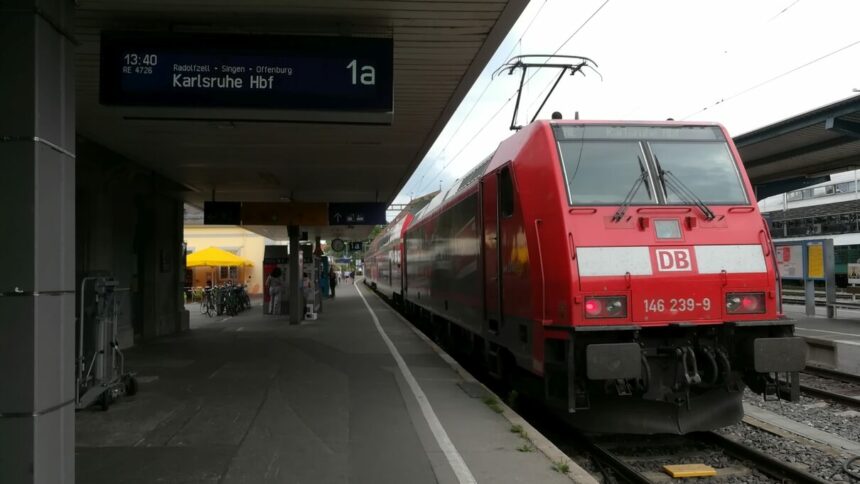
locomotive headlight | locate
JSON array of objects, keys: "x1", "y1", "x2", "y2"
[
  {"x1": 584, "y1": 296, "x2": 627, "y2": 319},
  {"x1": 726, "y1": 292, "x2": 765, "y2": 314}
]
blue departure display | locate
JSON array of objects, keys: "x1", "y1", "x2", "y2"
[{"x1": 100, "y1": 32, "x2": 393, "y2": 111}]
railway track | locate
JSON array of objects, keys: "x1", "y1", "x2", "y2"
[
  {"x1": 805, "y1": 366, "x2": 860, "y2": 385},
  {"x1": 372, "y1": 287, "x2": 852, "y2": 482},
  {"x1": 801, "y1": 367, "x2": 860, "y2": 409},
  {"x1": 579, "y1": 430, "x2": 830, "y2": 483}
]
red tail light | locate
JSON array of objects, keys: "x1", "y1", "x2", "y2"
[
  {"x1": 585, "y1": 299, "x2": 603, "y2": 316},
  {"x1": 584, "y1": 296, "x2": 627, "y2": 319},
  {"x1": 726, "y1": 292, "x2": 765, "y2": 314}
]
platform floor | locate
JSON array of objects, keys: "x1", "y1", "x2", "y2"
[{"x1": 76, "y1": 282, "x2": 576, "y2": 484}]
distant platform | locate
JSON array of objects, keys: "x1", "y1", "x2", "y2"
[{"x1": 785, "y1": 304, "x2": 860, "y2": 375}]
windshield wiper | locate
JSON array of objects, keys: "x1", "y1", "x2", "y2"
[
  {"x1": 654, "y1": 156, "x2": 716, "y2": 221},
  {"x1": 612, "y1": 156, "x2": 650, "y2": 222}
]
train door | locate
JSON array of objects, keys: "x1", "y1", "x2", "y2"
[
  {"x1": 400, "y1": 237, "x2": 407, "y2": 297},
  {"x1": 481, "y1": 172, "x2": 502, "y2": 334},
  {"x1": 388, "y1": 252, "x2": 393, "y2": 288}
]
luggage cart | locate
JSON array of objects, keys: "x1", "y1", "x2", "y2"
[{"x1": 76, "y1": 276, "x2": 137, "y2": 410}]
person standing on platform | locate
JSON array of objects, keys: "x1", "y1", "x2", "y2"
[
  {"x1": 329, "y1": 266, "x2": 337, "y2": 298},
  {"x1": 266, "y1": 267, "x2": 283, "y2": 314}
]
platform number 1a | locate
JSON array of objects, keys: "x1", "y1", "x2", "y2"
[{"x1": 346, "y1": 60, "x2": 376, "y2": 85}]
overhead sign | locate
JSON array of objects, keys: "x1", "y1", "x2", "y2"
[
  {"x1": 204, "y1": 201, "x2": 241, "y2": 225},
  {"x1": 241, "y1": 202, "x2": 328, "y2": 226},
  {"x1": 329, "y1": 202, "x2": 387, "y2": 225},
  {"x1": 204, "y1": 202, "x2": 386, "y2": 226},
  {"x1": 349, "y1": 242, "x2": 363, "y2": 251},
  {"x1": 775, "y1": 244, "x2": 802, "y2": 279},
  {"x1": 100, "y1": 32, "x2": 393, "y2": 111}
]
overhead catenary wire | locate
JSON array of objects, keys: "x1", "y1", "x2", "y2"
[
  {"x1": 682, "y1": 38, "x2": 860, "y2": 120},
  {"x1": 415, "y1": 0, "x2": 610, "y2": 195},
  {"x1": 768, "y1": 0, "x2": 802, "y2": 22},
  {"x1": 620, "y1": 0, "x2": 808, "y2": 121},
  {"x1": 522, "y1": 0, "x2": 611, "y2": 118},
  {"x1": 411, "y1": 0, "x2": 548, "y2": 193}
]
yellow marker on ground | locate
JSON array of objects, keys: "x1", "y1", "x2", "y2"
[{"x1": 662, "y1": 463, "x2": 717, "y2": 478}]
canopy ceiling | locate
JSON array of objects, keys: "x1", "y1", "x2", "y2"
[{"x1": 74, "y1": 0, "x2": 529, "y2": 233}]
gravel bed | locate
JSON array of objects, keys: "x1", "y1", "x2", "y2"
[
  {"x1": 615, "y1": 438, "x2": 763, "y2": 479},
  {"x1": 744, "y1": 389, "x2": 860, "y2": 443},
  {"x1": 717, "y1": 421, "x2": 854, "y2": 483}
]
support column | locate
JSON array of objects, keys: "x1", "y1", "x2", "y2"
[
  {"x1": 314, "y1": 235, "x2": 323, "y2": 313},
  {"x1": 0, "y1": 1, "x2": 76, "y2": 483},
  {"x1": 288, "y1": 225, "x2": 302, "y2": 324}
]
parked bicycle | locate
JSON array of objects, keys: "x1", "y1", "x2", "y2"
[
  {"x1": 200, "y1": 287, "x2": 216, "y2": 317},
  {"x1": 198, "y1": 283, "x2": 251, "y2": 318}
]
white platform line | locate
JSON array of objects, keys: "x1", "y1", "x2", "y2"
[
  {"x1": 355, "y1": 284, "x2": 477, "y2": 484},
  {"x1": 796, "y1": 327, "x2": 860, "y2": 338}
]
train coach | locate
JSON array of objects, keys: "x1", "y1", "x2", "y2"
[{"x1": 365, "y1": 119, "x2": 806, "y2": 434}]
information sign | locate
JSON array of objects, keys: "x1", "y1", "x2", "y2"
[
  {"x1": 100, "y1": 32, "x2": 393, "y2": 111},
  {"x1": 849, "y1": 263, "x2": 860, "y2": 285},
  {"x1": 328, "y1": 202, "x2": 387, "y2": 225},
  {"x1": 775, "y1": 245, "x2": 802, "y2": 279},
  {"x1": 349, "y1": 242, "x2": 363, "y2": 252},
  {"x1": 807, "y1": 243, "x2": 824, "y2": 279}
]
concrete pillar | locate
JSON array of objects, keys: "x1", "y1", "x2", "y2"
[
  {"x1": 0, "y1": 1, "x2": 76, "y2": 483},
  {"x1": 288, "y1": 225, "x2": 302, "y2": 324}
]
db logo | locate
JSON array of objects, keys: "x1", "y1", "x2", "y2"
[{"x1": 655, "y1": 248, "x2": 693, "y2": 272}]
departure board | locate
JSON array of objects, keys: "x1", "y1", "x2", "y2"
[{"x1": 100, "y1": 32, "x2": 393, "y2": 111}]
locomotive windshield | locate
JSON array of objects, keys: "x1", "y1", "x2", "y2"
[
  {"x1": 559, "y1": 141, "x2": 655, "y2": 205},
  {"x1": 555, "y1": 125, "x2": 749, "y2": 206},
  {"x1": 650, "y1": 142, "x2": 747, "y2": 204}
]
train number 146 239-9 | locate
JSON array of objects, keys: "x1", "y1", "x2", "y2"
[{"x1": 644, "y1": 298, "x2": 711, "y2": 313}]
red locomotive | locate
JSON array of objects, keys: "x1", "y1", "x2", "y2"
[{"x1": 366, "y1": 119, "x2": 806, "y2": 434}]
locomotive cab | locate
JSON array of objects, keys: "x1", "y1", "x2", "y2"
[{"x1": 537, "y1": 122, "x2": 805, "y2": 433}]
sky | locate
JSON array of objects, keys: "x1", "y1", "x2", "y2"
[{"x1": 393, "y1": 0, "x2": 860, "y2": 209}]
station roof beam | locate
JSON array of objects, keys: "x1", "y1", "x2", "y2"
[{"x1": 735, "y1": 95, "x2": 860, "y2": 198}]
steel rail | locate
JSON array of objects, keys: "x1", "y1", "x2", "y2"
[
  {"x1": 804, "y1": 366, "x2": 860, "y2": 385},
  {"x1": 800, "y1": 383, "x2": 860, "y2": 408},
  {"x1": 573, "y1": 432, "x2": 651, "y2": 484},
  {"x1": 578, "y1": 431, "x2": 831, "y2": 484},
  {"x1": 694, "y1": 432, "x2": 830, "y2": 484}
]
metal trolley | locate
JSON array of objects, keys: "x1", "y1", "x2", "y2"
[{"x1": 76, "y1": 276, "x2": 137, "y2": 410}]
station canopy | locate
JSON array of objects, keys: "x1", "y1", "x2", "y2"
[
  {"x1": 75, "y1": 0, "x2": 528, "y2": 240},
  {"x1": 735, "y1": 94, "x2": 860, "y2": 199}
]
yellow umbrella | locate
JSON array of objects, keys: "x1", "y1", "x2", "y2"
[{"x1": 186, "y1": 247, "x2": 253, "y2": 267}]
